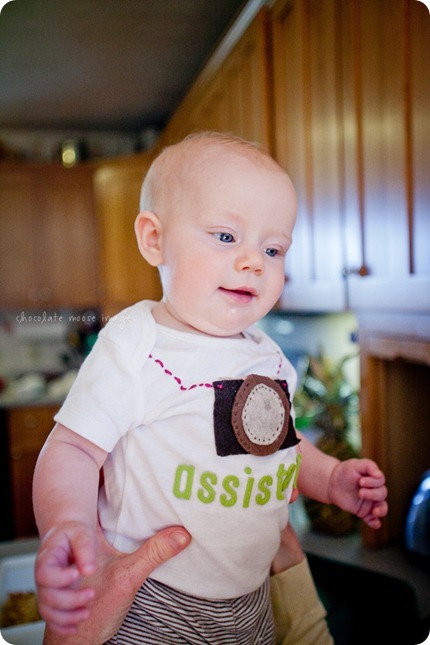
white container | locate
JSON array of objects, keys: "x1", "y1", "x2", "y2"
[
  {"x1": 0, "y1": 554, "x2": 44, "y2": 645},
  {"x1": 1, "y1": 621, "x2": 45, "y2": 645}
]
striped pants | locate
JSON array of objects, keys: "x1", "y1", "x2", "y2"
[{"x1": 105, "y1": 577, "x2": 275, "y2": 644}]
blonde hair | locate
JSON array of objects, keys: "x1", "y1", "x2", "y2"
[{"x1": 140, "y1": 131, "x2": 270, "y2": 213}]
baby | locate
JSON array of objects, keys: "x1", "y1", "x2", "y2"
[{"x1": 33, "y1": 132, "x2": 387, "y2": 644}]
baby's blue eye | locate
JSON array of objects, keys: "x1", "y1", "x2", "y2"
[
  {"x1": 214, "y1": 232, "x2": 235, "y2": 243},
  {"x1": 265, "y1": 248, "x2": 278, "y2": 257}
]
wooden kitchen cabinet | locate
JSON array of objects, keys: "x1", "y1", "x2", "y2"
[
  {"x1": 1, "y1": 405, "x2": 58, "y2": 539},
  {"x1": 93, "y1": 153, "x2": 162, "y2": 317},
  {"x1": 340, "y1": 0, "x2": 430, "y2": 313},
  {"x1": 357, "y1": 312, "x2": 430, "y2": 548},
  {"x1": 0, "y1": 167, "x2": 35, "y2": 309},
  {"x1": 271, "y1": 0, "x2": 430, "y2": 313},
  {"x1": 33, "y1": 165, "x2": 100, "y2": 308},
  {"x1": 271, "y1": 0, "x2": 346, "y2": 311},
  {"x1": 159, "y1": 9, "x2": 272, "y2": 151},
  {"x1": 0, "y1": 163, "x2": 100, "y2": 309}
]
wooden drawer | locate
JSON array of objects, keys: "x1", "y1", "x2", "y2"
[
  {"x1": 8, "y1": 406, "x2": 57, "y2": 455},
  {"x1": 5, "y1": 405, "x2": 58, "y2": 538}
]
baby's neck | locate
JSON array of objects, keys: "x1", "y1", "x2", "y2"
[{"x1": 151, "y1": 302, "x2": 244, "y2": 339}]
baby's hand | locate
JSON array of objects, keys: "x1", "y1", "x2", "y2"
[
  {"x1": 328, "y1": 458, "x2": 388, "y2": 529},
  {"x1": 35, "y1": 521, "x2": 97, "y2": 636},
  {"x1": 41, "y1": 524, "x2": 192, "y2": 644}
]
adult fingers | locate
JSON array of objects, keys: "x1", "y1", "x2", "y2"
[{"x1": 124, "y1": 527, "x2": 191, "y2": 581}]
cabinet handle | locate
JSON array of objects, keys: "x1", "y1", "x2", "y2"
[{"x1": 342, "y1": 265, "x2": 369, "y2": 278}]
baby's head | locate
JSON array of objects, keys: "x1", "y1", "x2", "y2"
[
  {"x1": 135, "y1": 131, "x2": 297, "y2": 337},
  {"x1": 140, "y1": 132, "x2": 267, "y2": 214}
]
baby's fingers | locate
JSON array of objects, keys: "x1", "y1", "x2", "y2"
[
  {"x1": 40, "y1": 585, "x2": 95, "y2": 612},
  {"x1": 360, "y1": 499, "x2": 388, "y2": 526},
  {"x1": 359, "y1": 484, "x2": 388, "y2": 504},
  {"x1": 39, "y1": 605, "x2": 92, "y2": 637},
  {"x1": 38, "y1": 586, "x2": 95, "y2": 635},
  {"x1": 373, "y1": 499, "x2": 388, "y2": 518},
  {"x1": 359, "y1": 475, "x2": 386, "y2": 491},
  {"x1": 357, "y1": 459, "x2": 384, "y2": 479},
  {"x1": 363, "y1": 514, "x2": 383, "y2": 529},
  {"x1": 35, "y1": 559, "x2": 80, "y2": 589}
]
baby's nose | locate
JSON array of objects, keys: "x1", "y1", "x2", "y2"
[{"x1": 234, "y1": 247, "x2": 264, "y2": 274}]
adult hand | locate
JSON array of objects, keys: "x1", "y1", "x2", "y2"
[{"x1": 42, "y1": 524, "x2": 191, "y2": 645}]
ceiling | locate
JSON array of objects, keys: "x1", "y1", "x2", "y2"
[{"x1": 0, "y1": 0, "x2": 247, "y2": 133}]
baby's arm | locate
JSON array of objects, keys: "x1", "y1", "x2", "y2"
[
  {"x1": 32, "y1": 423, "x2": 108, "y2": 635},
  {"x1": 296, "y1": 432, "x2": 388, "y2": 528}
]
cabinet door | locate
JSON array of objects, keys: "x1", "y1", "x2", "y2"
[
  {"x1": 0, "y1": 163, "x2": 99, "y2": 309},
  {"x1": 341, "y1": 0, "x2": 430, "y2": 312},
  {"x1": 94, "y1": 155, "x2": 162, "y2": 317},
  {"x1": 34, "y1": 165, "x2": 100, "y2": 308},
  {"x1": 409, "y1": 0, "x2": 430, "y2": 303},
  {"x1": 271, "y1": 0, "x2": 346, "y2": 311},
  {"x1": 8, "y1": 405, "x2": 58, "y2": 538},
  {"x1": 0, "y1": 167, "x2": 37, "y2": 308},
  {"x1": 193, "y1": 10, "x2": 272, "y2": 148},
  {"x1": 160, "y1": 10, "x2": 272, "y2": 151}
]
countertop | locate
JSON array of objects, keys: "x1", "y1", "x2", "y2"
[
  {"x1": 0, "y1": 537, "x2": 40, "y2": 560},
  {"x1": 0, "y1": 370, "x2": 76, "y2": 409},
  {"x1": 0, "y1": 393, "x2": 64, "y2": 409}
]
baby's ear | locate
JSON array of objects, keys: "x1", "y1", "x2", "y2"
[{"x1": 135, "y1": 210, "x2": 163, "y2": 266}]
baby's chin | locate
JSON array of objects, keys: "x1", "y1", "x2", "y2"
[
  {"x1": 155, "y1": 301, "x2": 259, "y2": 338},
  {"x1": 176, "y1": 315, "x2": 247, "y2": 339}
]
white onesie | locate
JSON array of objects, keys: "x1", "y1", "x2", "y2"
[{"x1": 55, "y1": 300, "x2": 301, "y2": 600}]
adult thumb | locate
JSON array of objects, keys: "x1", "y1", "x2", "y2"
[{"x1": 123, "y1": 526, "x2": 191, "y2": 587}]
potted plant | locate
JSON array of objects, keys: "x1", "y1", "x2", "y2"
[{"x1": 294, "y1": 352, "x2": 360, "y2": 536}]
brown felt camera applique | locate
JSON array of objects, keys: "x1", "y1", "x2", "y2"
[{"x1": 213, "y1": 374, "x2": 300, "y2": 457}]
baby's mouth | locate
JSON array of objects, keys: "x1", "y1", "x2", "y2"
[{"x1": 219, "y1": 286, "x2": 257, "y2": 299}]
